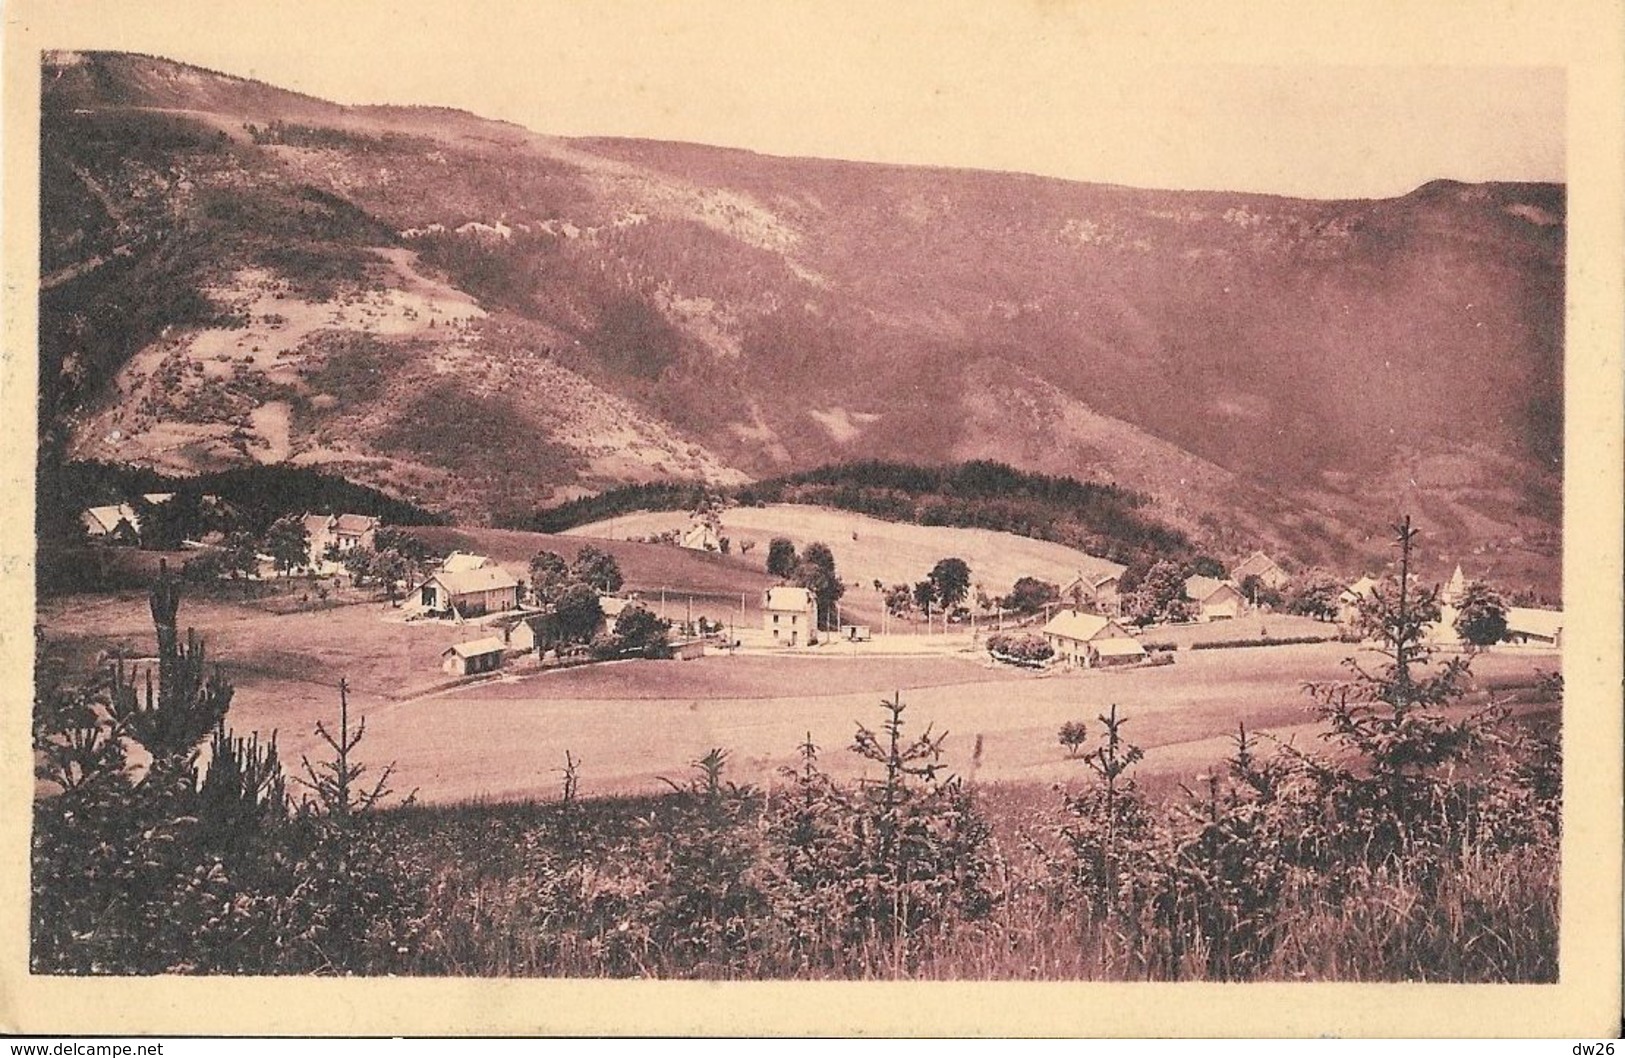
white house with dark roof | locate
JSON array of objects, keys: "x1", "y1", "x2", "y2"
[
  {"x1": 764, "y1": 585, "x2": 818, "y2": 646},
  {"x1": 419, "y1": 566, "x2": 520, "y2": 617},
  {"x1": 1041, "y1": 609, "x2": 1136, "y2": 667}
]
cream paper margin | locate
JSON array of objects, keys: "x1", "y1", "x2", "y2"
[{"x1": 1, "y1": 0, "x2": 1619, "y2": 1038}]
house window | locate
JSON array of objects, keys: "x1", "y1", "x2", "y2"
[
  {"x1": 791, "y1": 615, "x2": 798, "y2": 625},
  {"x1": 774, "y1": 614, "x2": 780, "y2": 624}
]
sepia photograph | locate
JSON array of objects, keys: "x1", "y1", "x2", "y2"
[{"x1": 3, "y1": 0, "x2": 1621, "y2": 1039}]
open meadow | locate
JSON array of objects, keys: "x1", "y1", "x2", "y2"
[
  {"x1": 566, "y1": 503, "x2": 1126, "y2": 610},
  {"x1": 37, "y1": 585, "x2": 1560, "y2": 805}
]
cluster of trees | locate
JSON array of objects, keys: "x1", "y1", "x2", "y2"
[
  {"x1": 765, "y1": 538, "x2": 845, "y2": 630},
  {"x1": 33, "y1": 570, "x2": 418, "y2": 973},
  {"x1": 985, "y1": 632, "x2": 1054, "y2": 665},
  {"x1": 878, "y1": 558, "x2": 972, "y2": 624},
  {"x1": 526, "y1": 545, "x2": 670, "y2": 658},
  {"x1": 1120, "y1": 560, "x2": 1196, "y2": 626},
  {"x1": 1004, "y1": 576, "x2": 1061, "y2": 615}
]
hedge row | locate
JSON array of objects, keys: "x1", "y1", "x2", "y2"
[{"x1": 1189, "y1": 635, "x2": 1336, "y2": 651}]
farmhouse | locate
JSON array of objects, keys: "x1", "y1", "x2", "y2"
[
  {"x1": 764, "y1": 585, "x2": 818, "y2": 646},
  {"x1": 81, "y1": 503, "x2": 141, "y2": 543},
  {"x1": 1062, "y1": 570, "x2": 1122, "y2": 615},
  {"x1": 1233, "y1": 550, "x2": 1290, "y2": 591},
  {"x1": 441, "y1": 637, "x2": 506, "y2": 676},
  {"x1": 302, "y1": 512, "x2": 379, "y2": 566},
  {"x1": 419, "y1": 566, "x2": 520, "y2": 617},
  {"x1": 1184, "y1": 576, "x2": 1246, "y2": 621},
  {"x1": 1504, "y1": 607, "x2": 1563, "y2": 648},
  {"x1": 680, "y1": 523, "x2": 721, "y2": 551},
  {"x1": 1041, "y1": 609, "x2": 1137, "y2": 667}
]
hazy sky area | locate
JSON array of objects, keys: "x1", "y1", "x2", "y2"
[{"x1": 32, "y1": 2, "x2": 1566, "y2": 199}]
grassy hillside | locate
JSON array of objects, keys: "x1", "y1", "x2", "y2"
[{"x1": 38, "y1": 51, "x2": 1563, "y2": 595}]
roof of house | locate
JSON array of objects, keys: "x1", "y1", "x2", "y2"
[
  {"x1": 598, "y1": 596, "x2": 631, "y2": 617},
  {"x1": 334, "y1": 513, "x2": 379, "y2": 534},
  {"x1": 681, "y1": 524, "x2": 719, "y2": 547},
  {"x1": 302, "y1": 513, "x2": 335, "y2": 535},
  {"x1": 427, "y1": 566, "x2": 520, "y2": 595},
  {"x1": 440, "y1": 551, "x2": 495, "y2": 573},
  {"x1": 1506, "y1": 607, "x2": 1564, "y2": 638},
  {"x1": 141, "y1": 492, "x2": 175, "y2": 506},
  {"x1": 1093, "y1": 637, "x2": 1148, "y2": 657},
  {"x1": 1234, "y1": 551, "x2": 1285, "y2": 577},
  {"x1": 1340, "y1": 575, "x2": 1379, "y2": 603},
  {"x1": 1043, "y1": 609, "x2": 1116, "y2": 642},
  {"x1": 1065, "y1": 569, "x2": 1120, "y2": 592},
  {"x1": 765, "y1": 585, "x2": 815, "y2": 611},
  {"x1": 443, "y1": 636, "x2": 507, "y2": 659},
  {"x1": 84, "y1": 504, "x2": 141, "y2": 534},
  {"x1": 1185, "y1": 576, "x2": 1241, "y2": 603}
]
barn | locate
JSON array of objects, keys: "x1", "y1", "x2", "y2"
[
  {"x1": 419, "y1": 566, "x2": 520, "y2": 617},
  {"x1": 441, "y1": 637, "x2": 506, "y2": 676}
]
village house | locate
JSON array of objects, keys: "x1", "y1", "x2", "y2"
[
  {"x1": 1504, "y1": 607, "x2": 1564, "y2": 649},
  {"x1": 494, "y1": 611, "x2": 561, "y2": 655},
  {"x1": 1184, "y1": 575, "x2": 1246, "y2": 621},
  {"x1": 418, "y1": 565, "x2": 520, "y2": 617},
  {"x1": 1041, "y1": 608, "x2": 1137, "y2": 668},
  {"x1": 764, "y1": 585, "x2": 818, "y2": 646},
  {"x1": 81, "y1": 503, "x2": 142, "y2": 544},
  {"x1": 1233, "y1": 550, "x2": 1291, "y2": 592},
  {"x1": 598, "y1": 595, "x2": 632, "y2": 638},
  {"x1": 440, "y1": 636, "x2": 506, "y2": 676},
  {"x1": 1337, "y1": 575, "x2": 1380, "y2": 627},
  {"x1": 302, "y1": 512, "x2": 380, "y2": 567},
  {"x1": 1062, "y1": 570, "x2": 1122, "y2": 615},
  {"x1": 680, "y1": 522, "x2": 721, "y2": 551}
]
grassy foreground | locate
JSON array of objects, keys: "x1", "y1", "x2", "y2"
[{"x1": 31, "y1": 524, "x2": 1560, "y2": 980}]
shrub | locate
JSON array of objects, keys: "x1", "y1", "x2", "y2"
[{"x1": 987, "y1": 632, "x2": 1053, "y2": 664}]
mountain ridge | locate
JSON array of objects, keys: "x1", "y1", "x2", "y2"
[{"x1": 37, "y1": 50, "x2": 1562, "y2": 592}]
